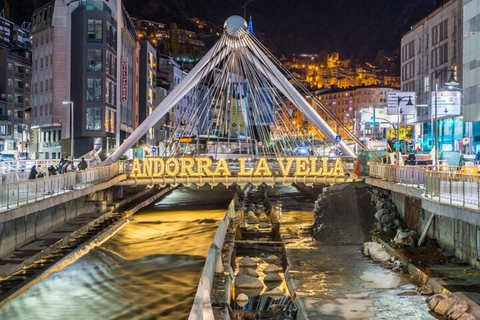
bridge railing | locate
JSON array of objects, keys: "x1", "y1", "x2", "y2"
[
  {"x1": 368, "y1": 163, "x2": 480, "y2": 210},
  {"x1": 0, "y1": 162, "x2": 119, "y2": 211}
]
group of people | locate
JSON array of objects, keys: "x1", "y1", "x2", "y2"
[{"x1": 29, "y1": 157, "x2": 88, "y2": 180}]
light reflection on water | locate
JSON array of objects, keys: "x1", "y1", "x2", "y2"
[{"x1": 0, "y1": 186, "x2": 233, "y2": 320}]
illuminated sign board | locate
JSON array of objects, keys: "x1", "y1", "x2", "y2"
[
  {"x1": 431, "y1": 91, "x2": 461, "y2": 118},
  {"x1": 128, "y1": 157, "x2": 346, "y2": 178},
  {"x1": 387, "y1": 92, "x2": 416, "y2": 115},
  {"x1": 121, "y1": 58, "x2": 128, "y2": 102}
]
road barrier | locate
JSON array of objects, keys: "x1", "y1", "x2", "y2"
[
  {"x1": 369, "y1": 163, "x2": 480, "y2": 210},
  {"x1": 0, "y1": 162, "x2": 119, "y2": 211}
]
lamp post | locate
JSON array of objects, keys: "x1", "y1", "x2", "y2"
[
  {"x1": 62, "y1": 101, "x2": 74, "y2": 160},
  {"x1": 396, "y1": 95, "x2": 413, "y2": 165},
  {"x1": 433, "y1": 69, "x2": 459, "y2": 169}
]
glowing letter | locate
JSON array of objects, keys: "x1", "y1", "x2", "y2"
[
  {"x1": 213, "y1": 158, "x2": 232, "y2": 176},
  {"x1": 179, "y1": 158, "x2": 196, "y2": 176},
  {"x1": 254, "y1": 158, "x2": 272, "y2": 176},
  {"x1": 294, "y1": 157, "x2": 310, "y2": 176},
  {"x1": 152, "y1": 158, "x2": 165, "y2": 177},
  {"x1": 196, "y1": 157, "x2": 214, "y2": 176},
  {"x1": 321, "y1": 157, "x2": 333, "y2": 175},
  {"x1": 238, "y1": 157, "x2": 254, "y2": 176},
  {"x1": 332, "y1": 158, "x2": 345, "y2": 176},
  {"x1": 130, "y1": 158, "x2": 142, "y2": 177},
  {"x1": 278, "y1": 157, "x2": 295, "y2": 176},
  {"x1": 309, "y1": 157, "x2": 323, "y2": 176},
  {"x1": 165, "y1": 158, "x2": 180, "y2": 176}
]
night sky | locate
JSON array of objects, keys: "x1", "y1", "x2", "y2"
[
  {"x1": 123, "y1": 0, "x2": 444, "y2": 60},
  {"x1": 4, "y1": 0, "x2": 445, "y2": 61}
]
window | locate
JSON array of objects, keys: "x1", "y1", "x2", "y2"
[
  {"x1": 87, "y1": 49, "x2": 102, "y2": 72},
  {"x1": 86, "y1": 107, "x2": 102, "y2": 130},
  {"x1": 105, "y1": 108, "x2": 116, "y2": 133},
  {"x1": 87, "y1": 19, "x2": 103, "y2": 42},
  {"x1": 87, "y1": 78, "x2": 102, "y2": 101},
  {"x1": 8, "y1": 63, "x2": 13, "y2": 71}
]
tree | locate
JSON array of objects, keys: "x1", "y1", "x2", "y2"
[{"x1": 169, "y1": 23, "x2": 179, "y2": 59}]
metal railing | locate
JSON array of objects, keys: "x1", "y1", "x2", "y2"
[
  {"x1": 369, "y1": 162, "x2": 480, "y2": 211},
  {"x1": 0, "y1": 162, "x2": 119, "y2": 211},
  {"x1": 189, "y1": 195, "x2": 236, "y2": 320}
]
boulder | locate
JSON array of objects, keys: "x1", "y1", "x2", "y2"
[
  {"x1": 374, "y1": 209, "x2": 388, "y2": 221},
  {"x1": 239, "y1": 256, "x2": 257, "y2": 268},
  {"x1": 258, "y1": 222, "x2": 270, "y2": 229},
  {"x1": 263, "y1": 264, "x2": 280, "y2": 273},
  {"x1": 265, "y1": 255, "x2": 282, "y2": 265},
  {"x1": 434, "y1": 298, "x2": 457, "y2": 316},
  {"x1": 235, "y1": 293, "x2": 249, "y2": 307},
  {"x1": 246, "y1": 213, "x2": 259, "y2": 224},
  {"x1": 264, "y1": 272, "x2": 282, "y2": 282},
  {"x1": 447, "y1": 300, "x2": 469, "y2": 320},
  {"x1": 427, "y1": 293, "x2": 449, "y2": 311},
  {"x1": 363, "y1": 242, "x2": 383, "y2": 256},
  {"x1": 259, "y1": 213, "x2": 270, "y2": 222},
  {"x1": 264, "y1": 287, "x2": 284, "y2": 300},
  {"x1": 239, "y1": 267, "x2": 259, "y2": 277},
  {"x1": 369, "y1": 246, "x2": 391, "y2": 262},
  {"x1": 381, "y1": 213, "x2": 396, "y2": 224},
  {"x1": 457, "y1": 313, "x2": 476, "y2": 320},
  {"x1": 235, "y1": 275, "x2": 264, "y2": 289},
  {"x1": 375, "y1": 200, "x2": 385, "y2": 211}
]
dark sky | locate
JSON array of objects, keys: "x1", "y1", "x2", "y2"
[
  {"x1": 4, "y1": 0, "x2": 444, "y2": 61},
  {"x1": 123, "y1": 0, "x2": 444, "y2": 60}
]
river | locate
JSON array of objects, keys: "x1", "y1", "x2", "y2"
[{"x1": 0, "y1": 186, "x2": 234, "y2": 320}]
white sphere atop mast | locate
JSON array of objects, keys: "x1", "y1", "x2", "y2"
[{"x1": 224, "y1": 15, "x2": 248, "y2": 38}]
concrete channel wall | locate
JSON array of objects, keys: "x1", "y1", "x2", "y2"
[
  {"x1": 366, "y1": 177, "x2": 480, "y2": 268},
  {"x1": 0, "y1": 177, "x2": 126, "y2": 259}
]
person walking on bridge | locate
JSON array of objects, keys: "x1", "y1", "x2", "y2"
[
  {"x1": 28, "y1": 165, "x2": 38, "y2": 180},
  {"x1": 78, "y1": 157, "x2": 88, "y2": 170}
]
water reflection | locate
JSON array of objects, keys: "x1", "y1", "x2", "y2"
[{"x1": 0, "y1": 186, "x2": 233, "y2": 320}]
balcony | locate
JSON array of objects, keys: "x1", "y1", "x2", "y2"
[
  {"x1": 14, "y1": 71, "x2": 24, "y2": 78},
  {"x1": 0, "y1": 115, "x2": 12, "y2": 121},
  {"x1": 14, "y1": 102, "x2": 23, "y2": 108},
  {"x1": 14, "y1": 86, "x2": 23, "y2": 93}
]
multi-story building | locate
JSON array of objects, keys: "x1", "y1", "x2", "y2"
[
  {"x1": 310, "y1": 85, "x2": 399, "y2": 140},
  {"x1": 463, "y1": 0, "x2": 480, "y2": 153},
  {"x1": 138, "y1": 38, "x2": 157, "y2": 146},
  {"x1": 31, "y1": 0, "x2": 139, "y2": 159},
  {"x1": 0, "y1": 15, "x2": 32, "y2": 154},
  {"x1": 401, "y1": 0, "x2": 463, "y2": 152},
  {"x1": 30, "y1": 1, "x2": 68, "y2": 159}
]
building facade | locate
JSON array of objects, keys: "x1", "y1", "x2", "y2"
[
  {"x1": 138, "y1": 39, "x2": 157, "y2": 146},
  {"x1": 463, "y1": 0, "x2": 480, "y2": 153},
  {"x1": 401, "y1": 0, "x2": 464, "y2": 152},
  {"x1": 0, "y1": 16, "x2": 32, "y2": 154}
]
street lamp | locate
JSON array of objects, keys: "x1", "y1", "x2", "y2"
[
  {"x1": 396, "y1": 95, "x2": 413, "y2": 165},
  {"x1": 433, "y1": 69, "x2": 459, "y2": 169},
  {"x1": 62, "y1": 101, "x2": 74, "y2": 160}
]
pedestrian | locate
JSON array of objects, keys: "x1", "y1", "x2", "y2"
[
  {"x1": 47, "y1": 165, "x2": 58, "y2": 176},
  {"x1": 28, "y1": 165, "x2": 38, "y2": 180},
  {"x1": 78, "y1": 157, "x2": 88, "y2": 170},
  {"x1": 58, "y1": 157, "x2": 67, "y2": 174},
  {"x1": 67, "y1": 162, "x2": 76, "y2": 173}
]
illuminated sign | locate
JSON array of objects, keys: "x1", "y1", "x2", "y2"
[
  {"x1": 128, "y1": 157, "x2": 346, "y2": 178},
  {"x1": 121, "y1": 58, "x2": 128, "y2": 102},
  {"x1": 431, "y1": 91, "x2": 461, "y2": 118},
  {"x1": 387, "y1": 92, "x2": 416, "y2": 115}
]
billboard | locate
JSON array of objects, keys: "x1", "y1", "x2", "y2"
[
  {"x1": 431, "y1": 91, "x2": 461, "y2": 118},
  {"x1": 121, "y1": 58, "x2": 128, "y2": 102},
  {"x1": 360, "y1": 107, "x2": 397, "y2": 126},
  {"x1": 387, "y1": 92, "x2": 416, "y2": 115}
]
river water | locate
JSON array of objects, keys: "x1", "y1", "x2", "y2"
[{"x1": 0, "y1": 186, "x2": 234, "y2": 320}]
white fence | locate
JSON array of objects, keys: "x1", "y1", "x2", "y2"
[
  {"x1": 189, "y1": 195, "x2": 237, "y2": 320},
  {"x1": 369, "y1": 163, "x2": 480, "y2": 210},
  {"x1": 0, "y1": 163, "x2": 119, "y2": 210}
]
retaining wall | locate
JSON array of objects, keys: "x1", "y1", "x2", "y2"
[{"x1": 366, "y1": 177, "x2": 480, "y2": 268}]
